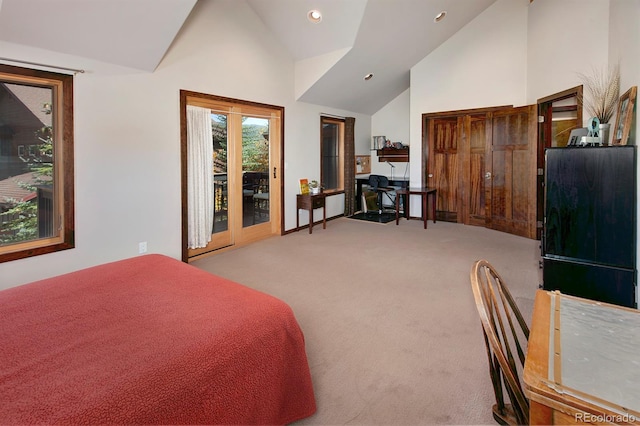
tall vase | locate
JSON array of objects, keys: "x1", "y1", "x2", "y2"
[{"x1": 599, "y1": 123, "x2": 611, "y2": 145}]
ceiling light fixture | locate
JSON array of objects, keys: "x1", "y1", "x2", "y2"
[
  {"x1": 434, "y1": 11, "x2": 447, "y2": 23},
  {"x1": 364, "y1": 73, "x2": 374, "y2": 81},
  {"x1": 307, "y1": 9, "x2": 322, "y2": 23}
]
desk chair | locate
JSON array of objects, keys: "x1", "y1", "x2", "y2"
[
  {"x1": 470, "y1": 260, "x2": 529, "y2": 425},
  {"x1": 367, "y1": 174, "x2": 395, "y2": 214}
]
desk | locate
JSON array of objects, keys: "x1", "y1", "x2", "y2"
[
  {"x1": 524, "y1": 290, "x2": 640, "y2": 425},
  {"x1": 355, "y1": 176, "x2": 409, "y2": 212},
  {"x1": 296, "y1": 193, "x2": 326, "y2": 234},
  {"x1": 395, "y1": 187, "x2": 437, "y2": 229}
]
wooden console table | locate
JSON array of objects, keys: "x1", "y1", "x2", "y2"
[
  {"x1": 296, "y1": 193, "x2": 326, "y2": 234},
  {"x1": 395, "y1": 187, "x2": 437, "y2": 229}
]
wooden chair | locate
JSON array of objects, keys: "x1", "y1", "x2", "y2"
[{"x1": 470, "y1": 260, "x2": 530, "y2": 425}]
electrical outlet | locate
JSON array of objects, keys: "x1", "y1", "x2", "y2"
[{"x1": 138, "y1": 241, "x2": 147, "y2": 254}]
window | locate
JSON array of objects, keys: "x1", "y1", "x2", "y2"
[
  {"x1": 320, "y1": 116, "x2": 344, "y2": 192},
  {"x1": 0, "y1": 64, "x2": 74, "y2": 263}
]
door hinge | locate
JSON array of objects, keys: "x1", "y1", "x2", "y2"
[
  {"x1": 538, "y1": 115, "x2": 545, "y2": 123},
  {"x1": 537, "y1": 168, "x2": 544, "y2": 176},
  {"x1": 536, "y1": 221, "x2": 543, "y2": 228}
]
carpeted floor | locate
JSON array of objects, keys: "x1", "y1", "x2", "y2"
[{"x1": 192, "y1": 219, "x2": 541, "y2": 425}]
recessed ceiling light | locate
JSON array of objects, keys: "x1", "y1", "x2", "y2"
[
  {"x1": 307, "y1": 9, "x2": 322, "y2": 23},
  {"x1": 434, "y1": 11, "x2": 446, "y2": 22},
  {"x1": 364, "y1": 73, "x2": 374, "y2": 81}
]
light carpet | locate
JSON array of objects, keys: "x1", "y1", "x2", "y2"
[{"x1": 192, "y1": 218, "x2": 542, "y2": 425}]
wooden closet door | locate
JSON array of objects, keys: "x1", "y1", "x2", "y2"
[
  {"x1": 462, "y1": 114, "x2": 490, "y2": 226},
  {"x1": 427, "y1": 117, "x2": 459, "y2": 222},
  {"x1": 485, "y1": 105, "x2": 537, "y2": 238}
]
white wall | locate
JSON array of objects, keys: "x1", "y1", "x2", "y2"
[
  {"x1": 527, "y1": 0, "x2": 610, "y2": 106},
  {"x1": 370, "y1": 88, "x2": 410, "y2": 179},
  {"x1": 0, "y1": 0, "x2": 370, "y2": 289}
]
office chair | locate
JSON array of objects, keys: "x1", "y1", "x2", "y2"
[{"x1": 367, "y1": 174, "x2": 395, "y2": 214}]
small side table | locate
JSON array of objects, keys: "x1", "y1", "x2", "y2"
[
  {"x1": 296, "y1": 193, "x2": 327, "y2": 234},
  {"x1": 395, "y1": 187, "x2": 437, "y2": 229}
]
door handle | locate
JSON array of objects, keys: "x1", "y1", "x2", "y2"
[
  {"x1": 273, "y1": 167, "x2": 276, "y2": 178},
  {"x1": 485, "y1": 172, "x2": 492, "y2": 179}
]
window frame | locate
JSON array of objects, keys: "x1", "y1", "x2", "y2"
[
  {"x1": 320, "y1": 116, "x2": 345, "y2": 192},
  {"x1": 0, "y1": 64, "x2": 74, "y2": 263}
]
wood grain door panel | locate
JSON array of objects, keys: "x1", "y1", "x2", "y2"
[
  {"x1": 429, "y1": 117, "x2": 459, "y2": 222},
  {"x1": 466, "y1": 115, "x2": 488, "y2": 226},
  {"x1": 487, "y1": 106, "x2": 537, "y2": 238}
]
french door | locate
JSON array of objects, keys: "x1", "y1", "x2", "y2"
[{"x1": 180, "y1": 91, "x2": 282, "y2": 261}]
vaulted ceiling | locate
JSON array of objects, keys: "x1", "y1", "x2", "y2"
[
  {"x1": 246, "y1": 0, "x2": 497, "y2": 114},
  {"x1": 0, "y1": 0, "x2": 497, "y2": 115}
]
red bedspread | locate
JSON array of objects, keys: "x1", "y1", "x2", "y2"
[{"x1": 0, "y1": 254, "x2": 316, "y2": 424}]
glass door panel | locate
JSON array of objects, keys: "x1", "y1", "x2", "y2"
[
  {"x1": 211, "y1": 113, "x2": 228, "y2": 233},
  {"x1": 241, "y1": 116, "x2": 270, "y2": 228}
]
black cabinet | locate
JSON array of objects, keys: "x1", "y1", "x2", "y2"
[{"x1": 542, "y1": 146, "x2": 637, "y2": 308}]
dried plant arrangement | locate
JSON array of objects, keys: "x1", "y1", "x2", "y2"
[{"x1": 577, "y1": 63, "x2": 620, "y2": 123}]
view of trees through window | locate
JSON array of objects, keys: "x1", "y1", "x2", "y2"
[
  {"x1": 241, "y1": 117, "x2": 270, "y2": 173},
  {"x1": 0, "y1": 83, "x2": 55, "y2": 245},
  {"x1": 210, "y1": 114, "x2": 269, "y2": 173}
]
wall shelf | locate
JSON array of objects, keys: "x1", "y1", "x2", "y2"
[{"x1": 376, "y1": 147, "x2": 409, "y2": 162}]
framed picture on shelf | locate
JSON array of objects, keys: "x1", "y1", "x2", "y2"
[
  {"x1": 372, "y1": 136, "x2": 386, "y2": 150},
  {"x1": 612, "y1": 86, "x2": 637, "y2": 146},
  {"x1": 299, "y1": 178, "x2": 309, "y2": 194}
]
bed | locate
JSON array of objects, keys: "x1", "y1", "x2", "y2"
[{"x1": 0, "y1": 254, "x2": 316, "y2": 424}]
